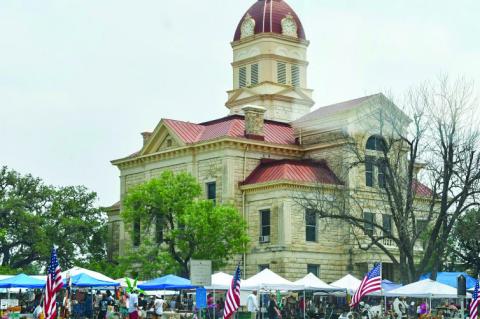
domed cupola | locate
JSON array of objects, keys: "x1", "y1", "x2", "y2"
[
  {"x1": 233, "y1": 0, "x2": 306, "y2": 41},
  {"x1": 226, "y1": 0, "x2": 314, "y2": 123}
]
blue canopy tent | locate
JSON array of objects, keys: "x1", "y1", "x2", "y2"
[
  {"x1": 419, "y1": 272, "x2": 476, "y2": 289},
  {"x1": 0, "y1": 273, "x2": 46, "y2": 289},
  {"x1": 382, "y1": 279, "x2": 402, "y2": 292},
  {"x1": 68, "y1": 273, "x2": 119, "y2": 287},
  {"x1": 138, "y1": 274, "x2": 197, "y2": 290}
]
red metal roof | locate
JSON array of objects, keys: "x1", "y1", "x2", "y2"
[
  {"x1": 295, "y1": 94, "x2": 382, "y2": 123},
  {"x1": 242, "y1": 159, "x2": 342, "y2": 186},
  {"x1": 165, "y1": 115, "x2": 296, "y2": 145},
  {"x1": 233, "y1": 0, "x2": 306, "y2": 41},
  {"x1": 413, "y1": 179, "x2": 433, "y2": 197}
]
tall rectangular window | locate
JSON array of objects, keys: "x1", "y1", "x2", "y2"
[
  {"x1": 383, "y1": 263, "x2": 394, "y2": 281},
  {"x1": 133, "y1": 218, "x2": 141, "y2": 247},
  {"x1": 258, "y1": 264, "x2": 269, "y2": 271},
  {"x1": 239, "y1": 66, "x2": 247, "y2": 88},
  {"x1": 416, "y1": 219, "x2": 428, "y2": 236},
  {"x1": 307, "y1": 264, "x2": 320, "y2": 277},
  {"x1": 305, "y1": 210, "x2": 317, "y2": 242},
  {"x1": 365, "y1": 156, "x2": 374, "y2": 187},
  {"x1": 291, "y1": 65, "x2": 300, "y2": 87},
  {"x1": 364, "y1": 212, "x2": 374, "y2": 237},
  {"x1": 277, "y1": 62, "x2": 286, "y2": 84},
  {"x1": 251, "y1": 63, "x2": 259, "y2": 85},
  {"x1": 378, "y1": 159, "x2": 387, "y2": 188},
  {"x1": 382, "y1": 214, "x2": 392, "y2": 236},
  {"x1": 260, "y1": 209, "x2": 270, "y2": 243},
  {"x1": 206, "y1": 182, "x2": 216, "y2": 204}
]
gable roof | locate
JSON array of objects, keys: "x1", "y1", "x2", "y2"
[
  {"x1": 413, "y1": 179, "x2": 433, "y2": 197},
  {"x1": 294, "y1": 93, "x2": 382, "y2": 123},
  {"x1": 242, "y1": 159, "x2": 342, "y2": 186},
  {"x1": 165, "y1": 115, "x2": 296, "y2": 145}
]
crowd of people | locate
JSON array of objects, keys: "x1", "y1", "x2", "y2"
[{"x1": 0, "y1": 288, "x2": 471, "y2": 319}]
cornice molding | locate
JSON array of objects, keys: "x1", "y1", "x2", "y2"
[
  {"x1": 232, "y1": 54, "x2": 309, "y2": 67},
  {"x1": 111, "y1": 138, "x2": 303, "y2": 169}
]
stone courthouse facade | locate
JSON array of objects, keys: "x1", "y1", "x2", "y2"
[{"x1": 107, "y1": 0, "x2": 429, "y2": 282}]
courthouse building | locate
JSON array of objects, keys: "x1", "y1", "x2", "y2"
[{"x1": 107, "y1": 0, "x2": 429, "y2": 282}]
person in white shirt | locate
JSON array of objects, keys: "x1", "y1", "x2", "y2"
[
  {"x1": 154, "y1": 295, "x2": 165, "y2": 319},
  {"x1": 246, "y1": 291, "x2": 259, "y2": 319},
  {"x1": 128, "y1": 290, "x2": 139, "y2": 319}
]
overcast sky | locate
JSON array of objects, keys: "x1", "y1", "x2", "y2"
[{"x1": 1, "y1": 0, "x2": 479, "y2": 207}]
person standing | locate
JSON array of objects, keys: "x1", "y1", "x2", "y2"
[
  {"x1": 267, "y1": 295, "x2": 280, "y2": 319},
  {"x1": 127, "y1": 290, "x2": 139, "y2": 319},
  {"x1": 247, "y1": 291, "x2": 259, "y2": 319},
  {"x1": 98, "y1": 293, "x2": 109, "y2": 319},
  {"x1": 154, "y1": 295, "x2": 165, "y2": 319}
]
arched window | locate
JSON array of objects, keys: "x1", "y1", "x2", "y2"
[
  {"x1": 365, "y1": 135, "x2": 387, "y2": 188},
  {"x1": 366, "y1": 135, "x2": 386, "y2": 152}
]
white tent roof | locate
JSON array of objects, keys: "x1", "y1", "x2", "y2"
[
  {"x1": 62, "y1": 267, "x2": 115, "y2": 283},
  {"x1": 330, "y1": 274, "x2": 361, "y2": 293},
  {"x1": 241, "y1": 269, "x2": 304, "y2": 291},
  {"x1": 205, "y1": 272, "x2": 234, "y2": 290},
  {"x1": 294, "y1": 273, "x2": 342, "y2": 291},
  {"x1": 385, "y1": 279, "x2": 469, "y2": 299}
]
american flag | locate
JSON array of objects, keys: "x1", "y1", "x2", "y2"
[
  {"x1": 350, "y1": 263, "x2": 382, "y2": 307},
  {"x1": 44, "y1": 247, "x2": 63, "y2": 319},
  {"x1": 223, "y1": 265, "x2": 241, "y2": 319},
  {"x1": 470, "y1": 280, "x2": 479, "y2": 319}
]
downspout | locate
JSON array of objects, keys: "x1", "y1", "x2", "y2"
[{"x1": 242, "y1": 145, "x2": 249, "y2": 279}]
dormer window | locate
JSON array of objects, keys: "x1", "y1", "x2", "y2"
[{"x1": 281, "y1": 14, "x2": 298, "y2": 38}]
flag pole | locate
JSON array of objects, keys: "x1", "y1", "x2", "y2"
[{"x1": 380, "y1": 262, "x2": 385, "y2": 313}]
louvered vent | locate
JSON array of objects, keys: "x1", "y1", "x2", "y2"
[
  {"x1": 239, "y1": 66, "x2": 247, "y2": 88},
  {"x1": 251, "y1": 63, "x2": 259, "y2": 85},
  {"x1": 291, "y1": 65, "x2": 300, "y2": 87},
  {"x1": 277, "y1": 62, "x2": 286, "y2": 84}
]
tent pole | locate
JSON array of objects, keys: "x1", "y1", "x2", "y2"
[
  {"x1": 303, "y1": 290, "x2": 306, "y2": 319},
  {"x1": 91, "y1": 287, "x2": 94, "y2": 319}
]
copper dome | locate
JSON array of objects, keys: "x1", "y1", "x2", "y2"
[{"x1": 233, "y1": 0, "x2": 306, "y2": 41}]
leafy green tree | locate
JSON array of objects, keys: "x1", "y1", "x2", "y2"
[
  {"x1": 0, "y1": 166, "x2": 108, "y2": 270},
  {"x1": 445, "y1": 209, "x2": 480, "y2": 276},
  {"x1": 121, "y1": 171, "x2": 249, "y2": 279}
]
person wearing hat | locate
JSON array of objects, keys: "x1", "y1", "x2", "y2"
[{"x1": 154, "y1": 295, "x2": 165, "y2": 319}]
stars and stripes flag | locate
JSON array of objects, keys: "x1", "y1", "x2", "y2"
[
  {"x1": 223, "y1": 265, "x2": 241, "y2": 319},
  {"x1": 470, "y1": 280, "x2": 480, "y2": 319},
  {"x1": 44, "y1": 247, "x2": 63, "y2": 319},
  {"x1": 350, "y1": 263, "x2": 382, "y2": 307}
]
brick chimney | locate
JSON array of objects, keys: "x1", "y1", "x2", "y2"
[
  {"x1": 141, "y1": 132, "x2": 152, "y2": 146},
  {"x1": 242, "y1": 105, "x2": 267, "y2": 140}
]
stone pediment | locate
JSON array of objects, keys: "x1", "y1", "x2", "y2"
[
  {"x1": 226, "y1": 82, "x2": 314, "y2": 107},
  {"x1": 139, "y1": 120, "x2": 186, "y2": 156}
]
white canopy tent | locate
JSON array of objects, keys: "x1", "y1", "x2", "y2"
[
  {"x1": 330, "y1": 274, "x2": 361, "y2": 293},
  {"x1": 205, "y1": 272, "x2": 234, "y2": 290},
  {"x1": 61, "y1": 266, "x2": 116, "y2": 282},
  {"x1": 294, "y1": 273, "x2": 343, "y2": 291},
  {"x1": 385, "y1": 279, "x2": 470, "y2": 299},
  {"x1": 241, "y1": 269, "x2": 304, "y2": 291}
]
